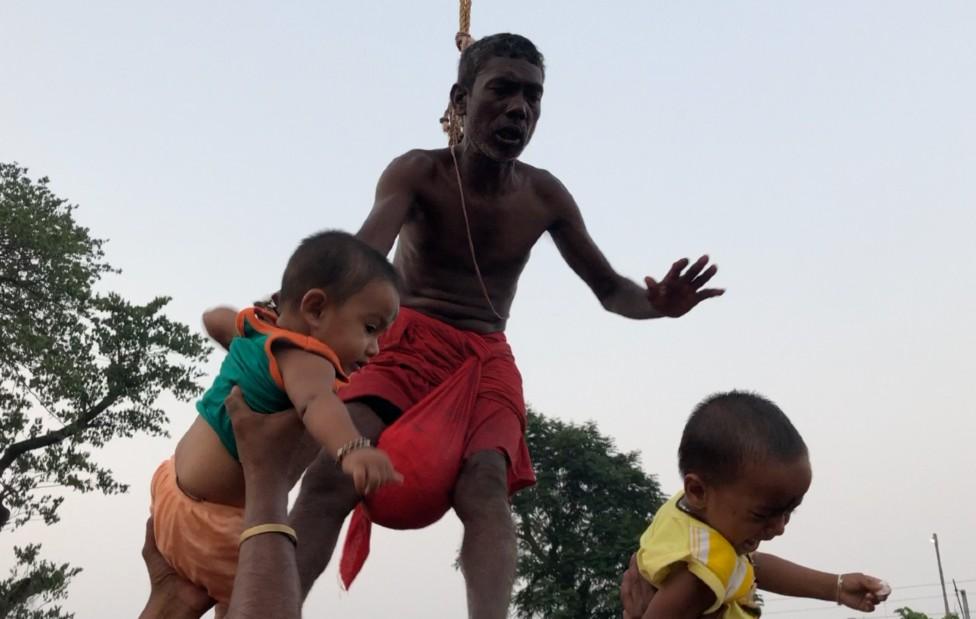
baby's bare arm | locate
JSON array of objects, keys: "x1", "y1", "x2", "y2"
[
  {"x1": 202, "y1": 306, "x2": 238, "y2": 350},
  {"x1": 753, "y1": 553, "x2": 836, "y2": 600},
  {"x1": 753, "y1": 553, "x2": 889, "y2": 612},
  {"x1": 275, "y1": 347, "x2": 360, "y2": 455}
]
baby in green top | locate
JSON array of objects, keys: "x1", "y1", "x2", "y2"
[{"x1": 148, "y1": 230, "x2": 402, "y2": 608}]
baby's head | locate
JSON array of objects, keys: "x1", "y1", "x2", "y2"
[
  {"x1": 678, "y1": 391, "x2": 811, "y2": 554},
  {"x1": 276, "y1": 230, "x2": 400, "y2": 374}
]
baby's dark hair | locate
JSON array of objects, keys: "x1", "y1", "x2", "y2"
[
  {"x1": 458, "y1": 33, "x2": 545, "y2": 89},
  {"x1": 278, "y1": 230, "x2": 399, "y2": 308},
  {"x1": 678, "y1": 391, "x2": 808, "y2": 485}
]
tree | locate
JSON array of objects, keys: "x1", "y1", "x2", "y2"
[
  {"x1": 0, "y1": 161, "x2": 210, "y2": 529},
  {"x1": 895, "y1": 608, "x2": 961, "y2": 619},
  {"x1": 511, "y1": 408, "x2": 666, "y2": 619},
  {"x1": 0, "y1": 162, "x2": 210, "y2": 611},
  {"x1": 0, "y1": 545, "x2": 79, "y2": 619}
]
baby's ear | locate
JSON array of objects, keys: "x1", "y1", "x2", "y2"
[
  {"x1": 299, "y1": 289, "x2": 329, "y2": 318},
  {"x1": 682, "y1": 473, "x2": 708, "y2": 509}
]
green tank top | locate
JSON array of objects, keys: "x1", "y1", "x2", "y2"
[{"x1": 195, "y1": 307, "x2": 347, "y2": 460}]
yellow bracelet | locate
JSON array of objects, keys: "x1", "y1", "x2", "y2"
[
  {"x1": 239, "y1": 523, "x2": 298, "y2": 547},
  {"x1": 836, "y1": 573, "x2": 844, "y2": 605}
]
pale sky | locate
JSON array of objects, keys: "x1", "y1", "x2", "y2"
[{"x1": 1, "y1": 2, "x2": 974, "y2": 617}]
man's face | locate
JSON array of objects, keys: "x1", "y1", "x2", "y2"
[{"x1": 459, "y1": 56, "x2": 544, "y2": 162}]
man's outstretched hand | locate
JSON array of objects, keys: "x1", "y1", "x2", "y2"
[{"x1": 645, "y1": 255, "x2": 724, "y2": 318}]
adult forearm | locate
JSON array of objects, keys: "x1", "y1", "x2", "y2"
[
  {"x1": 753, "y1": 553, "x2": 837, "y2": 601},
  {"x1": 226, "y1": 473, "x2": 300, "y2": 619},
  {"x1": 601, "y1": 277, "x2": 662, "y2": 319}
]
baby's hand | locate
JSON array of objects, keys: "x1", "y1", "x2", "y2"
[
  {"x1": 341, "y1": 447, "x2": 404, "y2": 495},
  {"x1": 838, "y1": 573, "x2": 891, "y2": 612}
]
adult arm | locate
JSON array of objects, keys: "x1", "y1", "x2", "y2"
[
  {"x1": 753, "y1": 553, "x2": 889, "y2": 612},
  {"x1": 622, "y1": 553, "x2": 658, "y2": 618},
  {"x1": 545, "y1": 173, "x2": 723, "y2": 319},
  {"x1": 639, "y1": 565, "x2": 717, "y2": 619},
  {"x1": 356, "y1": 151, "x2": 428, "y2": 255},
  {"x1": 224, "y1": 386, "x2": 305, "y2": 619}
]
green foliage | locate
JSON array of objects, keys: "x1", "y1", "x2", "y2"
[
  {"x1": 0, "y1": 161, "x2": 211, "y2": 531},
  {"x1": 0, "y1": 544, "x2": 80, "y2": 618},
  {"x1": 511, "y1": 408, "x2": 665, "y2": 619}
]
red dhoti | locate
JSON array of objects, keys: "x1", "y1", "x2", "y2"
[{"x1": 337, "y1": 307, "x2": 535, "y2": 587}]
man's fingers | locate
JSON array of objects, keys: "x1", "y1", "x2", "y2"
[
  {"x1": 662, "y1": 258, "x2": 689, "y2": 284},
  {"x1": 690, "y1": 264, "x2": 718, "y2": 289},
  {"x1": 680, "y1": 255, "x2": 709, "y2": 284},
  {"x1": 696, "y1": 288, "x2": 725, "y2": 301}
]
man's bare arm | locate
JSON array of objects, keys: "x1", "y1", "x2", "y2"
[
  {"x1": 546, "y1": 174, "x2": 722, "y2": 319},
  {"x1": 356, "y1": 151, "x2": 428, "y2": 255},
  {"x1": 545, "y1": 176, "x2": 662, "y2": 319}
]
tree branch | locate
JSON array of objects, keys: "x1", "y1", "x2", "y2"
[
  {"x1": 0, "y1": 388, "x2": 121, "y2": 477},
  {"x1": 518, "y1": 512, "x2": 548, "y2": 561},
  {"x1": 0, "y1": 390, "x2": 118, "y2": 530}
]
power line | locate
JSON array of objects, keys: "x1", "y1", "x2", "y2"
[
  {"x1": 761, "y1": 579, "x2": 976, "y2": 615},
  {"x1": 763, "y1": 578, "x2": 976, "y2": 605},
  {"x1": 764, "y1": 593, "x2": 965, "y2": 615}
]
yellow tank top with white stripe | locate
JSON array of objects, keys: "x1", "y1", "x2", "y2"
[{"x1": 636, "y1": 493, "x2": 761, "y2": 617}]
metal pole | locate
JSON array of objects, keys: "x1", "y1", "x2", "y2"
[
  {"x1": 933, "y1": 533, "x2": 951, "y2": 617},
  {"x1": 961, "y1": 590, "x2": 971, "y2": 619},
  {"x1": 955, "y1": 580, "x2": 964, "y2": 617}
]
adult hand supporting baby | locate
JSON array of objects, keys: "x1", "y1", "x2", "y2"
[{"x1": 224, "y1": 386, "x2": 305, "y2": 619}]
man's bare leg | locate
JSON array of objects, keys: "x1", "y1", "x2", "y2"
[
  {"x1": 288, "y1": 402, "x2": 387, "y2": 597},
  {"x1": 453, "y1": 450, "x2": 516, "y2": 619},
  {"x1": 138, "y1": 518, "x2": 214, "y2": 619}
]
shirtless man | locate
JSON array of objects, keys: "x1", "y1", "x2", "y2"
[{"x1": 284, "y1": 33, "x2": 724, "y2": 619}]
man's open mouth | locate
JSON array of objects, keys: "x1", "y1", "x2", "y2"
[{"x1": 494, "y1": 126, "x2": 524, "y2": 144}]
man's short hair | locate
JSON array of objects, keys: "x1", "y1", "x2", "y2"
[
  {"x1": 457, "y1": 33, "x2": 545, "y2": 89},
  {"x1": 279, "y1": 230, "x2": 399, "y2": 308},
  {"x1": 678, "y1": 391, "x2": 808, "y2": 485}
]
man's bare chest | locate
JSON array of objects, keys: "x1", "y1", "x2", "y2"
[{"x1": 407, "y1": 191, "x2": 552, "y2": 265}]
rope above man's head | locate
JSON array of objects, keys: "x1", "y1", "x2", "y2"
[
  {"x1": 455, "y1": 0, "x2": 474, "y2": 53},
  {"x1": 441, "y1": 0, "x2": 475, "y2": 146}
]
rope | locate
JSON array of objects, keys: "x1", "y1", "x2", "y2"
[
  {"x1": 440, "y1": 1, "x2": 502, "y2": 322},
  {"x1": 440, "y1": 0, "x2": 474, "y2": 146},
  {"x1": 456, "y1": 0, "x2": 474, "y2": 52},
  {"x1": 450, "y1": 144, "x2": 507, "y2": 321}
]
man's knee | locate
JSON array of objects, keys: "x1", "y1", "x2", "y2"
[{"x1": 454, "y1": 450, "x2": 511, "y2": 522}]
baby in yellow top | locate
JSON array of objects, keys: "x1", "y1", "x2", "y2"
[{"x1": 635, "y1": 391, "x2": 891, "y2": 617}]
